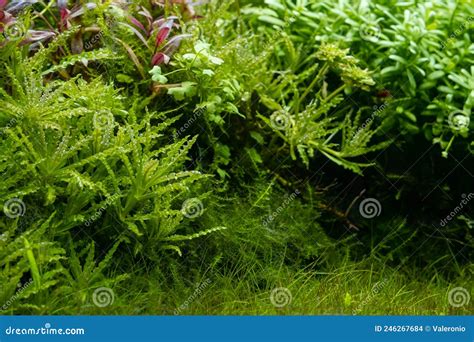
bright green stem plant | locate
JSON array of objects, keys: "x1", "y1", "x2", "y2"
[{"x1": 258, "y1": 42, "x2": 390, "y2": 174}]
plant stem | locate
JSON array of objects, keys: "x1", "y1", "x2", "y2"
[{"x1": 298, "y1": 63, "x2": 329, "y2": 110}]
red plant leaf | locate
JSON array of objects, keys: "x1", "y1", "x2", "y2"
[
  {"x1": 155, "y1": 18, "x2": 174, "y2": 47},
  {"x1": 152, "y1": 16, "x2": 178, "y2": 31},
  {"x1": 137, "y1": 7, "x2": 153, "y2": 30},
  {"x1": 151, "y1": 52, "x2": 170, "y2": 66},
  {"x1": 0, "y1": 10, "x2": 12, "y2": 32},
  {"x1": 59, "y1": 8, "x2": 70, "y2": 30},
  {"x1": 129, "y1": 15, "x2": 147, "y2": 34}
]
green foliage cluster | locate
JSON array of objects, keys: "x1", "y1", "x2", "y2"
[
  {"x1": 0, "y1": 27, "x2": 222, "y2": 312},
  {"x1": 167, "y1": 14, "x2": 390, "y2": 175},
  {"x1": 238, "y1": 0, "x2": 473, "y2": 268},
  {"x1": 0, "y1": 0, "x2": 471, "y2": 314},
  {"x1": 244, "y1": 0, "x2": 474, "y2": 155}
]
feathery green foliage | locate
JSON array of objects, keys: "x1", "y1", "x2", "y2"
[{"x1": 0, "y1": 0, "x2": 471, "y2": 316}]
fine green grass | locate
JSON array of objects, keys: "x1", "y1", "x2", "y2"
[
  {"x1": 38, "y1": 258, "x2": 473, "y2": 315},
  {"x1": 4, "y1": 184, "x2": 470, "y2": 315}
]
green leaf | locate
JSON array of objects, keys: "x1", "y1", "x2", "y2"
[
  {"x1": 125, "y1": 221, "x2": 142, "y2": 236},
  {"x1": 116, "y1": 74, "x2": 135, "y2": 83},
  {"x1": 427, "y1": 70, "x2": 445, "y2": 80},
  {"x1": 250, "y1": 131, "x2": 264, "y2": 144},
  {"x1": 149, "y1": 66, "x2": 168, "y2": 84},
  {"x1": 165, "y1": 226, "x2": 227, "y2": 242},
  {"x1": 258, "y1": 15, "x2": 286, "y2": 27},
  {"x1": 167, "y1": 82, "x2": 197, "y2": 101},
  {"x1": 246, "y1": 147, "x2": 263, "y2": 164},
  {"x1": 163, "y1": 245, "x2": 182, "y2": 256},
  {"x1": 209, "y1": 56, "x2": 224, "y2": 65},
  {"x1": 202, "y1": 69, "x2": 215, "y2": 76}
]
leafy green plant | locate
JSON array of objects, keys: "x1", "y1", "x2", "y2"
[
  {"x1": 154, "y1": 6, "x2": 391, "y2": 176},
  {"x1": 0, "y1": 215, "x2": 65, "y2": 314},
  {"x1": 256, "y1": 41, "x2": 390, "y2": 173},
  {"x1": 0, "y1": 0, "x2": 471, "y2": 317},
  {"x1": 0, "y1": 33, "x2": 223, "y2": 304},
  {"x1": 244, "y1": 0, "x2": 474, "y2": 155},
  {"x1": 53, "y1": 239, "x2": 128, "y2": 312}
]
